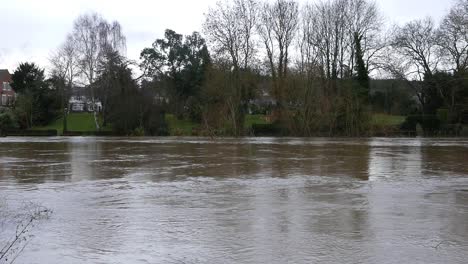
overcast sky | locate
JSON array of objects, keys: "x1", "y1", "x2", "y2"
[{"x1": 0, "y1": 0, "x2": 456, "y2": 73}]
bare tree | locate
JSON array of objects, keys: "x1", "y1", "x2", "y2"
[
  {"x1": 71, "y1": 12, "x2": 126, "y2": 130},
  {"x1": 392, "y1": 18, "x2": 439, "y2": 79},
  {"x1": 49, "y1": 35, "x2": 79, "y2": 132},
  {"x1": 257, "y1": 0, "x2": 299, "y2": 119},
  {"x1": 303, "y1": 0, "x2": 352, "y2": 84},
  {"x1": 437, "y1": 0, "x2": 468, "y2": 73},
  {"x1": 289, "y1": 0, "x2": 385, "y2": 135},
  {"x1": 301, "y1": 0, "x2": 384, "y2": 81},
  {"x1": 203, "y1": 0, "x2": 258, "y2": 71},
  {"x1": 348, "y1": 0, "x2": 385, "y2": 74},
  {"x1": 293, "y1": 4, "x2": 324, "y2": 135},
  {"x1": 384, "y1": 18, "x2": 441, "y2": 113},
  {"x1": 203, "y1": 0, "x2": 259, "y2": 135}
]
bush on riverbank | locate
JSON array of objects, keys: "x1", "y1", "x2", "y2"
[{"x1": 0, "y1": 109, "x2": 19, "y2": 133}]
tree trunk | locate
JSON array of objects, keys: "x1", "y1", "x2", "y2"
[{"x1": 63, "y1": 83, "x2": 68, "y2": 133}]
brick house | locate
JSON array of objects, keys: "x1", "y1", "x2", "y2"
[{"x1": 0, "y1": 69, "x2": 15, "y2": 107}]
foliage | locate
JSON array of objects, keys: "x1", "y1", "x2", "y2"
[
  {"x1": 198, "y1": 62, "x2": 260, "y2": 136},
  {"x1": 11, "y1": 63, "x2": 45, "y2": 94},
  {"x1": 251, "y1": 123, "x2": 282, "y2": 136},
  {"x1": 11, "y1": 63, "x2": 61, "y2": 128},
  {"x1": 140, "y1": 30, "x2": 211, "y2": 120},
  {"x1": 69, "y1": 12, "x2": 127, "y2": 130},
  {"x1": 369, "y1": 81, "x2": 417, "y2": 116},
  {"x1": 12, "y1": 93, "x2": 33, "y2": 129},
  {"x1": 9, "y1": 1, "x2": 468, "y2": 137},
  {"x1": 437, "y1": 108, "x2": 449, "y2": 125},
  {"x1": 0, "y1": 109, "x2": 18, "y2": 131},
  {"x1": 401, "y1": 115, "x2": 441, "y2": 135},
  {"x1": 335, "y1": 82, "x2": 371, "y2": 136},
  {"x1": 95, "y1": 51, "x2": 167, "y2": 136},
  {"x1": 354, "y1": 32, "x2": 370, "y2": 101}
]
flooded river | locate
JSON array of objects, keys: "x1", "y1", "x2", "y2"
[{"x1": 0, "y1": 137, "x2": 467, "y2": 263}]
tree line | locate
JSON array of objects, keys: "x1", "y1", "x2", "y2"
[{"x1": 1, "y1": 0, "x2": 467, "y2": 136}]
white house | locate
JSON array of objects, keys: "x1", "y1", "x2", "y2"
[{"x1": 69, "y1": 96, "x2": 102, "y2": 113}]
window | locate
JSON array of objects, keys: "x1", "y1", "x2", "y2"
[
  {"x1": 3, "y1": 82, "x2": 11, "y2": 91},
  {"x1": 1, "y1": 95, "x2": 7, "y2": 106}
]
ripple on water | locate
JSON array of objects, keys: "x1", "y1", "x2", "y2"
[{"x1": 0, "y1": 137, "x2": 467, "y2": 264}]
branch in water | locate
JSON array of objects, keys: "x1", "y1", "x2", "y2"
[{"x1": 0, "y1": 202, "x2": 52, "y2": 264}]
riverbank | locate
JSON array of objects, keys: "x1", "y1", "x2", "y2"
[
  {"x1": 8, "y1": 112, "x2": 466, "y2": 137},
  {"x1": 15, "y1": 113, "x2": 405, "y2": 137},
  {"x1": 31, "y1": 113, "x2": 112, "y2": 135}
]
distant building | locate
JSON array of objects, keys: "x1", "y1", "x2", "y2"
[
  {"x1": 68, "y1": 86, "x2": 102, "y2": 113},
  {"x1": 249, "y1": 90, "x2": 276, "y2": 108},
  {"x1": 248, "y1": 79, "x2": 277, "y2": 115},
  {"x1": 0, "y1": 69, "x2": 15, "y2": 107},
  {"x1": 69, "y1": 95, "x2": 102, "y2": 113}
]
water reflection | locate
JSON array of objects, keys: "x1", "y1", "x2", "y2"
[
  {"x1": 69, "y1": 138, "x2": 101, "y2": 181},
  {"x1": 368, "y1": 138, "x2": 423, "y2": 182},
  {"x1": 1, "y1": 137, "x2": 375, "y2": 185}
]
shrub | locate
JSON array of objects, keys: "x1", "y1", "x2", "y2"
[
  {"x1": 401, "y1": 115, "x2": 441, "y2": 135},
  {"x1": 0, "y1": 109, "x2": 18, "y2": 131},
  {"x1": 252, "y1": 123, "x2": 281, "y2": 136}
]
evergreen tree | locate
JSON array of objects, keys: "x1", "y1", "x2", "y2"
[{"x1": 354, "y1": 32, "x2": 370, "y2": 102}]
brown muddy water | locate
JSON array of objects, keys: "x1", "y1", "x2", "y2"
[{"x1": 0, "y1": 137, "x2": 467, "y2": 263}]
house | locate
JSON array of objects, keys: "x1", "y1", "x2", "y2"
[
  {"x1": 248, "y1": 79, "x2": 277, "y2": 115},
  {"x1": 0, "y1": 69, "x2": 15, "y2": 107},
  {"x1": 67, "y1": 86, "x2": 102, "y2": 113},
  {"x1": 69, "y1": 95, "x2": 102, "y2": 113}
]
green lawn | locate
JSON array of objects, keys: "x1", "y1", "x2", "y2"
[
  {"x1": 371, "y1": 114, "x2": 406, "y2": 127},
  {"x1": 244, "y1": 114, "x2": 271, "y2": 129},
  {"x1": 33, "y1": 113, "x2": 110, "y2": 134},
  {"x1": 165, "y1": 114, "x2": 199, "y2": 136},
  {"x1": 34, "y1": 113, "x2": 407, "y2": 136}
]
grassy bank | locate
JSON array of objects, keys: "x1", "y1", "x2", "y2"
[
  {"x1": 164, "y1": 113, "x2": 406, "y2": 136},
  {"x1": 32, "y1": 113, "x2": 111, "y2": 135},
  {"x1": 165, "y1": 114, "x2": 200, "y2": 136},
  {"x1": 371, "y1": 114, "x2": 406, "y2": 127},
  {"x1": 32, "y1": 113, "x2": 407, "y2": 137},
  {"x1": 245, "y1": 115, "x2": 271, "y2": 129},
  {"x1": 370, "y1": 113, "x2": 406, "y2": 136}
]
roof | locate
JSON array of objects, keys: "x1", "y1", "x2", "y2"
[{"x1": 0, "y1": 69, "x2": 11, "y2": 81}]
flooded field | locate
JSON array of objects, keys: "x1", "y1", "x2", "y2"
[{"x1": 0, "y1": 137, "x2": 467, "y2": 263}]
